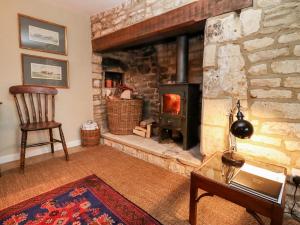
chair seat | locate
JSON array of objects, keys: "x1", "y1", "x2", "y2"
[{"x1": 21, "y1": 121, "x2": 61, "y2": 131}]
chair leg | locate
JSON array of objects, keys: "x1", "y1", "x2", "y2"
[
  {"x1": 58, "y1": 126, "x2": 69, "y2": 161},
  {"x1": 49, "y1": 128, "x2": 54, "y2": 154},
  {"x1": 20, "y1": 131, "x2": 27, "y2": 172}
]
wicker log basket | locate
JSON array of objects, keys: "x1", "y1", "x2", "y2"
[
  {"x1": 81, "y1": 128, "x2": 100, "y2": 146},
  {"x1": 107, "y1": 99, "x2": 143, "y2": 135}
]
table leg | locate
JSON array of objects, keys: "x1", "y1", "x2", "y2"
[
  {"x1": 270, "y1": 208, "x2": 283, "y2": 225},
  {"x1": 246, "y1": 209, "x2": 264, "y2": 225},
  {"x1": 189, "y1": 181, "x2": 199, "y2": 225}
]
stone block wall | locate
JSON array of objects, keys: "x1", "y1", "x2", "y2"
[
  {"x1": 92, "y1": 48, "x2": 160, "y2": 132},
  {"x1": 202, "y1": 0, "x2": 300, "y2": 172},
  {"x1": 91, "y1": 0, "x2": 204, "y2": 135},
  {"x1": 156, "y1": 36, "x2": 204, "y2": 85},
  {"x1": 200, "y1": 0, "x2": 300, "y2": 214},
  {"x1": 91, "y1": 0, "x2": 198, "y2": 39}
]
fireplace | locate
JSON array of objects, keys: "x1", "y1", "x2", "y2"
[
  {"x1": 159, "y1": 35, "x2": 200, "y2": 150},
  {"x1": 159, "y1": 83, "x2": 199, "y2": 150}
]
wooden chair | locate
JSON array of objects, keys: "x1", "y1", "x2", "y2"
[{"x1": 9, "y1": 85, "x2": 69, "y2": 171}]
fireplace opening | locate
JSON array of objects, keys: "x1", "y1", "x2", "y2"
[
  {"x1": 99, "y1": 33, "x2": 203, "y2": 151},
  {"x1": 162, "y1": 94, "x2": 181, "y2": 115}
]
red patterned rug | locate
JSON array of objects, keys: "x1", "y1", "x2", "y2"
[{"x1": 0, "y1": 175, "x2": 162, "y2": 225}]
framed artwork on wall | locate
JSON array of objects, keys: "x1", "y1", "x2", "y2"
[
  {"x1": 18, "y1": 14, "x2": 67, "y2": 55},
  {"x1": 21, "y1": 54, "x2": 69, "y2": 88}
]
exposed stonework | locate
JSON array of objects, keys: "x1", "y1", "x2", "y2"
[
  {"x1": 285, "y1": 141, "x2": 300, "y2": 152},
  {"x1": 203, "y1": 44, "x2": 217, "y2": 68},
  {"x1": 203, "y1": 44, "x2": 247, "y2": 98},
  {"x1": 102, "y1": 133, "x2": 202, "y2": 177},
  {"x1": 248, "y1": 64, "x2": 268, "y2": 76},
  {"x1": 201, "y1": 0, "x2": 300, "y2": 183},
  {"x1": 240, "y1": 9, "x2": 262, "y2": 36},
  {"x1": 202, "y1": 98, "x2": 232, "y2": 127},
  {"x1": 261, "y1": 122, "x2": 300, "y2": 138},
  {"x1": 156, "y1": 36, "x2": 204, "y2": 84},
  {"x1": 257, "y1": 0, "x2": 281, "y2": 8},
  {"x1": 250, "y1": 78, "x2": 281, "y2": 87},
  {"x1": 271, "y1": 60, "x2": 300, "y2": 74},
  {"x1": 284, "y1": 77, "x2": 300, "y2": 88},
  {"x1": 238, "y1": 143, "x2": 291, "y2": 165},
  {"x1": 250, "y1": 89, "x2": 292, "y2": 99},
  {"x1": 201, "y1": 125, "x2": 227, "y2": 156},
  {"x1": 250, "y1": 135, "x2": 281, "y2": 147},
  {"x1": 278, "y1": 32, "x2": 300, "y2": 43},
  {"x1": 205, "y1": 13, "x2": 241, "y2": 44},
  {"x1": 243, "y1": 37, "x2": 274, "y2": 51},
  {"x1": 295, "y1": 45, "x2": 300, "y2": 56},
  {"x1": 91, "y1": 0, "x2": 198, "y2": 39},
  {"x1": 248, "y1": 48, "x2": 289, "y2": 63},
  {"x1": 251, "y1": 102, "x2": 300, "y2": 119}
]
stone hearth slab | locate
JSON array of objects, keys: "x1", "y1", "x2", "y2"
[{"x1": 101, "y1": 132, "x2": 203, "y2": 176}]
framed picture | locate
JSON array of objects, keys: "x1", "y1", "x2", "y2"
[
  {"x1": 21, "y1": 54, "x2": 69, "y2": 88},
  {"x1": 18, "y1": 14, "x2": 67, "y2": 55}
]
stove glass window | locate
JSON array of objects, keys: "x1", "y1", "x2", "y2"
[{"x1": 162, "y1": 94, "x2": 181, "y2": 115}]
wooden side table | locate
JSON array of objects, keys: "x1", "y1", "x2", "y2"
[{"x1": 189, "y1": 152, "x2": 287, "y2": 225}]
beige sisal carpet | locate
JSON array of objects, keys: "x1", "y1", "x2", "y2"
[{"x1": 0, "y1": 145, "x2": 298, "y2": 225}]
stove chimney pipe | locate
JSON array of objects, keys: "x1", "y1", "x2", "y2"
[{"x1": 176, "y1": 35, "x2": 188, "y2": 83}]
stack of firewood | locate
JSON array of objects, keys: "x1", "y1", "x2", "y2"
[{"x1": 133, "y1": 118, "x2": 155, "y2": 138}]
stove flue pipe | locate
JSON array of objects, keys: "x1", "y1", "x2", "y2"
[{"x1": 176, "y1": 35, "x2": 189, "y2": 83}]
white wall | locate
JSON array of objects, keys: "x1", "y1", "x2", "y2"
[{"x1": 0, "y1": 0, "x2": 93, "y2": 162}]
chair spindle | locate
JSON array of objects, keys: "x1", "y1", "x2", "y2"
[
  {"x1": 21, "y1": 94, "x2": 30, "y2": 123},
  {"x1": 45, "y1": 94, "x2": 48, "y2": 122},
  {"x1": 29, "y1": 93, "x2": 37, "y2": 123},
  {"x1": 37, "y1": 93, "x2": 43, "y2": 122},
  {"x1": 52, "y1": 95, "x2": 55, "y2": 121}
]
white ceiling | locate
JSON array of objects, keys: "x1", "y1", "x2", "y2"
[{"x1": 39, "y1": 0, "x2": 126, "y2": 15}]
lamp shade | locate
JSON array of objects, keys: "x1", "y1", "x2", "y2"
[{"x1": 230, "y1": 118, "x2": 254, "y2": 139}]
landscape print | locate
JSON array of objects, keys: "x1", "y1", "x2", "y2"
[
  {"x1": 29, "y1": 25, "x2": 59, "y2": 46},
  {"x1": 19, "y1": 14, "x2": 67, "y2": 55},
  {"x1": 30, "y1": 63, "x2": 62, "y2": 80}
]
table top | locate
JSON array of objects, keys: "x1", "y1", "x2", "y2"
[{"x1": 193, "y1": 151, "x2": 287, "y2": 185}]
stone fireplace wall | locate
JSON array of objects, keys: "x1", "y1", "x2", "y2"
[
  {"x1": 101, "y1": 47, "x2": 160, "y2": 121},
  {"x1": 92, "y1": 48, "x2": 160, "y2": 132},
  {"x1": 91, "y1": 0, "x2": 198, "y2": 39},
  {"x1": 201, "y1": 0, "x2": 300, "y2": 173},
  {"x1": 91, "y1": 36, "x2": 204, "y2": 133},
  {"x1": 91, "y1": 0, "x2": 204, "y2": 134}
]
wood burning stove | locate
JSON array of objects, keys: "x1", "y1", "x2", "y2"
[
  {"x1": 159, "y1": 35, "x2": 200, "y2": 150},
  {"x1": 159, "y1": 83, "x2": 199, "y2": 150}
]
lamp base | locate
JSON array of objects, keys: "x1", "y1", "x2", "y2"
[{"x1": 222, "y1": 152, "x2": 245, "y2": 167}]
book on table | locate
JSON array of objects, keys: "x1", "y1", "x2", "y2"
[{"x1": 229, "y1": 163, "x2": 286, "y2": 203}]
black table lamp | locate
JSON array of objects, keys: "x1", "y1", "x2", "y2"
[{"x1": 222, "y1": 100, "x2": 254, "y2": 167}]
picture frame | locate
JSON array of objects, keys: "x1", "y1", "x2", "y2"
[
  {"x1": 21, "y1": 54, "x2": 69, "y2": 88},
  {"x1": 18, "y1": 14, "x2": 67, "y2": 55}
]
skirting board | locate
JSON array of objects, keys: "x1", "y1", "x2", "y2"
[{"x1": 0, "y1": 140, "x2": 81, "y2": 164}]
